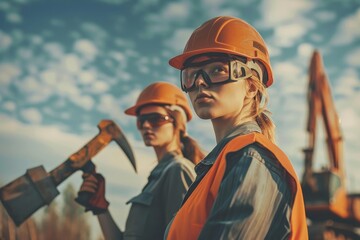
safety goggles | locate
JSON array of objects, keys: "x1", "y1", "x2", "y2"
[
  {"x1": 136, "y1": 113, "x2": 174, "y2": 129},
  {"x1": 180, "y1": 58, "x2": 253, "y2": 92}
]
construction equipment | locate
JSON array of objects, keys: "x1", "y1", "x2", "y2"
[
  {"x1": 0, "y1": 119, "x2": 137, "y2": 226},
  {"x1": 301, "y1": 50, "x2": 360, "y2": 239}
]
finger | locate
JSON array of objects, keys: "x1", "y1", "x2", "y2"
[
  {"x1": 79, "y1": 186, "x2": 97, "y2": 194},
  {"x1": 82, "y1": 180, "x2": 98, "y2": 190}
]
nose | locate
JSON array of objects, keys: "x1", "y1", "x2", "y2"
[
  {"x1": 194, "y1": 71, "x2": 209, "y2": 88},
  {"x1": 139, "y1": 120, "x2": 152, "y2": 129}
]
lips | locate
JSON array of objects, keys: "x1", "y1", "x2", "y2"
[
  {"x1": 195, "y1": 92, "x2": 213, "y2": 102},
  {"x1": 143, "y1": 131, "x2": 155, "y2": 138}
]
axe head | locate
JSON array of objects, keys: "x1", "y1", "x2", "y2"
[
  {"x1": 0, "y1": 166, "x2": 59, "y2": 226},
  {"x1": 98, "y1": 120, "x2": 137, "y2": 173}
]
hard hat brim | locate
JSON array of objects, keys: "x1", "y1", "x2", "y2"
[{"x1": 124, "y1": 100, "x2": 174, "y2": 116}]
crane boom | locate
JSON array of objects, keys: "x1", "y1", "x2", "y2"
[
  {"x1": 305, "y1": 50, "x2": 343, "y2": 173},
  {"x1": 302, "y1": 51, "x2": 360, "y2": 234}
]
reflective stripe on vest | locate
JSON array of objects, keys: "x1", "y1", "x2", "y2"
[{"x1": 167, "y1": 133, "x2": 308, "y2": 240}]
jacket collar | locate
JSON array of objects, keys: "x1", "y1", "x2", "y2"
[
  {"x1": 195, "y1": 121, "x2": 261, "y2": 171},
  {"x1": 148, "y1": 151, "x2": 178, "y2": 180}
]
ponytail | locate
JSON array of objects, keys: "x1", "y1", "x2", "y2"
[
  {"x1": 167, "y1": 107, "x2": 206, "y2": 165},
  {"x1": 180, "y1": 133, "x2": 206, "y2": 165},
  {"x1": 246, "y1": 70, "x2": 276, "y2": 143}
]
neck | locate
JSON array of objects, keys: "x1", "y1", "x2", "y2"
[
  {"x1": 212, "y1": 112, "x2": 254, "y2": 143},
  {"x1": 153, "y1": 142, "x2": 181, "y2": 162}
]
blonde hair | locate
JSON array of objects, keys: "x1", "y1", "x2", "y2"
[{"x1": 245, "y1": 69, "x2": 276, "y2": 143}]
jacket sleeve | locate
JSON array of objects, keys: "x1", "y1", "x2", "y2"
[
  {"x1": 162, "y1": 162, "x2": 195, "y2": 225},
  {"x1": 198, "y1": 145, "x2": 293, "y2": 240}
]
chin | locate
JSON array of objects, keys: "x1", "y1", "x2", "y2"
[
  {"x1": 195, "y1": 109, "x2": 215, "y2": 119},
  {"x1": 143, "y1": 140, "x2": 154, "y2": 146}
]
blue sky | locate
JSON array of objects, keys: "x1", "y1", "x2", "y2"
[{"x1": 1, "y1": 0, "x2": 360, "y2": 238}]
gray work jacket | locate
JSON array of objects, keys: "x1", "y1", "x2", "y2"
[
  {"x1": 124, "y1": 152, "x2": 195, "y2": 240},
  {"x1": 165, "y1": 121, "x2": 292, "y2": 239}
]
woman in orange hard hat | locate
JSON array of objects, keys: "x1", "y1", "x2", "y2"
[
  {"x1": 76, "y1": 82, "x2": 205, "y2": 239},
  {"x1": 165, "y1": 16, "x2": 308, "y2": 240}
]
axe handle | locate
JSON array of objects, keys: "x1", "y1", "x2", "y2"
[
  {"x1": 49, "y1": 159, "x2": 77, "y2": 186},
  {"x1": 49, "y1": 124, "x2": 113, "y2": 186},
  {"x1": 49, "y1": 159, "x2": 97, "y2": 186}
]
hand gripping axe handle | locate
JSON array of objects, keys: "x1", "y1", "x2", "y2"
[{"x1": 0, "y1": 119, "x2": 136, "y2": 226}]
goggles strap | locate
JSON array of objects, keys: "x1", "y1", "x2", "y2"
[
  {"x1": 165, "y1": 105, "x2": 188, "y2": 135},
  {"x1": 246, "y1": 60, "x2": 263, "y2": 82}
]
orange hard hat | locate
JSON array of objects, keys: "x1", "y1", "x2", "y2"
[
  {"x1": 124, "y1": 82, "x2": 193, "y2": 121},
  {"x1": 169, "y1": 16, "x2": 273, "y2": 87}
]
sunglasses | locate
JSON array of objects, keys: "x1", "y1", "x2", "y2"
[
  {"x1": 136, "y1": 113, "x2": 174, "y2": 129},
  {"x1": 181, "y1": 58, "x2": 252, "y2": 92}
]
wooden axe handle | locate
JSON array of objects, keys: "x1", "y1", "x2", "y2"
[{"x1": 49, "y1": 120, "x2": 133, "y2": 186}]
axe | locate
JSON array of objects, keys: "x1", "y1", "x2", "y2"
[{"x1": 0, "y1": 119, "x2": 137, "y2": 226}]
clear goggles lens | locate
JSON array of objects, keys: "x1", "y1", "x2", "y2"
[
  {"x1": 181, "y1": 59, "x2": 252, "y2": 92},
  {"x1": 136, "y1": 113, "x2": 174, "y2": 129}
]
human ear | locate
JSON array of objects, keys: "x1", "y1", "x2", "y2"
[{"x1": 245, "y1": 81, "x2": 258, "y2": 99}]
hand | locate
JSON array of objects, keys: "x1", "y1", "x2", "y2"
[{"x1": 75, "y1": 173, "x2": 110, "y2": 215}]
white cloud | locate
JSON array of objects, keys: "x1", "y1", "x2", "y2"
[
  {"x1": 143, "y1": 2, "x2": 190, "y2": 36},
  {"x1": 57, "y1": 79, "x2": 80, "y2": 96},
  {"x1": 0, "y1": 1, "x2": 10, "y2": 11},
  {"x1": 161, "y1": 2, "x2": 189, "y2": 20},
  {"x1": 20, "y1": 76, "x2": 41, "y2": 92},
  {"x1": 164, "y1": 28, "x2": 193, "y2": 53},
  {"x1": 315, "y1": 10, "x2": 336, "y2": 22},
  {"x1": 61, "y1": 54, "x2": 83, "y2": 73},
  {"x1": 31, "y1": 35, "x2": 43, "y2": 45},
  {"x1": 118, "y1": 88, "x2": 141, "y2": 112},
  {"x1": 97, "y1": 94, "x2": 129, "y2": 123},
  {"x1": 41, "y1": 69, "x2": 58, "y2": 86},
  {"x1": 258, "y1": 0, "x2": 314, "y2": 27},
  {"x1": 20, "y1": 108, "x2": 42, "y2": 124},
  {"x1": 3, "y1": 101, "x2": 16, "y2": 111},
  {"x1": 272, "y1": 23, "x2": 309, "y2": 47},
  {"x1": 90, "y1": 81, "x2": 110, "y2": 94},
  {"x1": 110, "y1": 51, "x2": 127, "y2": 68},
  {"x1": 297, "y1": 43, "x2": 315, "y2": 59},
  {"x1": 133, "y1": 0, "x2": 160, "y2": 12},
  {"x1": 340, "y1": 108, "x2": 358, "y2": 129},
  {"x1": 78, "y1": 70, "x2": 97, "y2": 85},
  {"x1": 345, "y1": 48, "x2": 360, "y2": 67},
  {"x1": 0, "y1": 63, "x2": 21, "y2": 86},
  {"x1": 71, "y1": 95, "x2": 94, "y2": 110},
  {"x1": 17, "y1": 48, "x2": 33, "y2": 60},
  {"x1": 334, "y1": 68, "x2": 359, "y2": 96},
  {"x1": 0, "y1": 30, "x2": 12, "y2": 51},
  {"x1": 331, "y1": 8, "x2": 360, "y2": 45},
  {"x1": 6, "y1": 12, "x2": 22, "y2": 23},
  {"x1": 44, "y1": 42, "x2": 64, "y2": 59},
  {"x1": 81, "y1": 22, "x2": 108, "y2": 46},
  {"x1": 74, "y1": 39, "x2": 98, "y2": 61},
  {"x1": 273, "y1": 61, "x2": 305, "y2": 94}
]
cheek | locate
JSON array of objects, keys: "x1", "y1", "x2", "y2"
[
  {"x1": 158, "y1": 125, "x2": 175, "y2": 140},
  {"x1": 188, "y1": 92, "x2": 197, "y2": 105}
]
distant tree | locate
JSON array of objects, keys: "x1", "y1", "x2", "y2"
[
  {"x1": 59, "y1": 184, "x2": 91, "y2": 240},
  {"x1": 38, "y1": 183, "x2": 91, "y2": 240},
  {"x1": 38, "y1": 199, "x2": 60, "y2": 240}
]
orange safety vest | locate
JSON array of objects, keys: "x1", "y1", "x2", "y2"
[{"x1": 167, "y1": 133, "x2": 308, "y2": 240}]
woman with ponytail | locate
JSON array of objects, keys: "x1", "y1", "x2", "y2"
[
  {"x1": 76, "y1": 81, "x2": 205, "y2": 240},
  {"x1": 165, "y1": 16, "x2": 308, "y2": 240}
]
